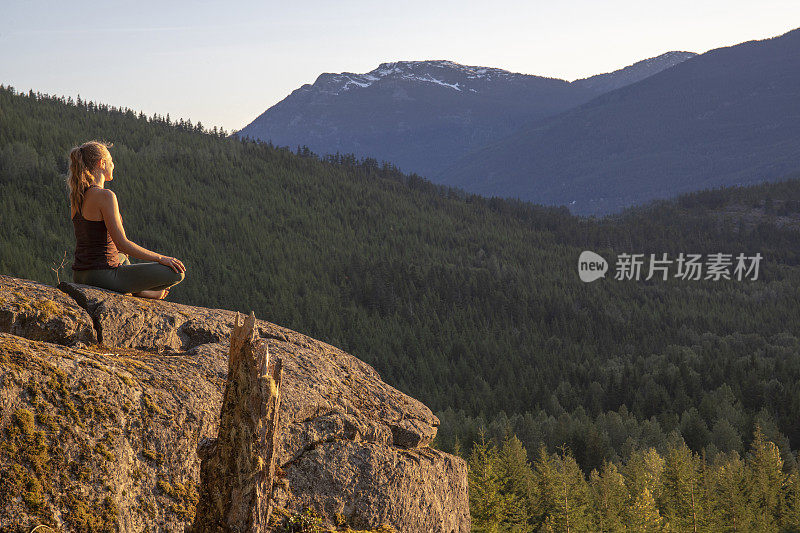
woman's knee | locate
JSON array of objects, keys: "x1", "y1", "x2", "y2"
[
  {"x1": 155, "y1": 263, "x2": 184, "y2": 283},
  {"x1": 160, "y1": 269, "x2": 185, "y2": 291},
  {"x1": 164, "y1": 268, "x2": 185, "y2": 287},
  {"x1": 117, "y1": 263, "x2": 184, "y2": 293}
]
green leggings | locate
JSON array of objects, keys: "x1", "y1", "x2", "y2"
[{"x1": 72, "y1": 253, "x2": 185, "y2": 294}]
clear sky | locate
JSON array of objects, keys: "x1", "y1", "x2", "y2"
[{"x1": 1, "y1": 0, "x2": 798, "y2": 132}]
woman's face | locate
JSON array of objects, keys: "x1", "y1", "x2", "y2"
[{"x1": 100, "y1": 155, "x2": 115, "y2": 181}]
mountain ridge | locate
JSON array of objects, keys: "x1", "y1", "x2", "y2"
[
  {"x1": 437, "y1": 26, "x2": 800, "y2": 215},
  {"x1": 291, "y1": 52, "x2": 698, "y2": 97},
  {"x1": 236, "y1": 51, "x2": 695, "y2": 178}
]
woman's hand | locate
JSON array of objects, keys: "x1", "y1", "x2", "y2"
[{"x1": 158, "y1": 255, "x2": 186, "y2": 273}]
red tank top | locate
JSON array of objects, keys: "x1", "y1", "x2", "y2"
[{"x1": 72, "y1": 185, "x2": 122, "y2": 271}]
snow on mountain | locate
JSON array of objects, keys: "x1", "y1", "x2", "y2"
[
  {"x1": 295, "y1": 54, "x2": 697, "y2": 97},
  {"x1": 301, "y1": 60, "x2": 536, "y2": 96}
]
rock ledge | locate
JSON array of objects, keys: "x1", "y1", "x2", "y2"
[{"x1": 0, "y1": 275, "x2": 469, "y2": 532}]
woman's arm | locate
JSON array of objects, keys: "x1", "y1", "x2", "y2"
[{"x1": 101, "y1": 190, "x2": 185, "y2": 273}]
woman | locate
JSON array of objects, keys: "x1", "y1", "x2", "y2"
[{"x1": 66, "y1": 140, "x2": 186, "y2": 299}]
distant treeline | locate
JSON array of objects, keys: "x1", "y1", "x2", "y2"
[{"x1": 2, "y1": 84, "x2": 800, "y2": 478}]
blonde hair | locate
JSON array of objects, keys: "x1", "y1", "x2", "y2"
[{"x1": 66, "y1": 140, "x2": 113, "y2": 214}]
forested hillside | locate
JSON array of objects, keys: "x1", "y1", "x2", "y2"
[{"x1": 2, "y1": 85, "x2": 800, "y2": 480}]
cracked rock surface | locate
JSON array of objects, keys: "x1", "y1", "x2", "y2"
[{"x1": 0, "y1": 275, "x2": 469, "y2": 532}]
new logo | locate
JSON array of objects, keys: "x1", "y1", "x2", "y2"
[{"x1": 578, "y1": 251, "x2": 608, "y2": 282}]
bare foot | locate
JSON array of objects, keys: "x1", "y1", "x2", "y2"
[{"x1": 132, "y1": 289, "x2": 169, "y2": 300}]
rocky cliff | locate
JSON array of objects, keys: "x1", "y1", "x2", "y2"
[{"x1": 0, "y1": 274, "x2": 470, "y2": 532}]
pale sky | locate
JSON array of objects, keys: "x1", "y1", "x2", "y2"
[{"x1": 1, "y1": 0, "x2": 798, "y2": 132}]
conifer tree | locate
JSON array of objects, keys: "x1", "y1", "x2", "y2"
[
  {"x1": 624, "y1": 447, "x2": 665, "y2": 507},
  {"x1": 497, "y1": 433, "x2": 533, "y2": 530},
  {"x1": 589, "y1": 461, "x2": 628, "y2": 532},
  {"x1": 782, "y1": 469, "x2": 800, "y2": 531},
  {"x1": 539, "y1": 446, "x2": 593, "y2": 532},
  {"x1": 532, "y1": 444, "x2": 559, "y2": 529},
  {"x1": 629, "y1": 487, "x2": 664, "y2": 532},
  {"x1": 747, "y1": 427, "x2": 785, "y2": 532},
  {"x1": 468, "y1": 430, "x2": 504, "y2": 532},
  {"x1": 661, "y1": 443, "x2": 701, "y2": 532},
  {"x1": 711, "y1": 451, "x2": 753, "y2": 532}
]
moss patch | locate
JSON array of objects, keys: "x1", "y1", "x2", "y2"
[
  {"x1": 156, "y1": 480, "x2": 173, "y2": 496},
  {"x1": 64, "y1": 493, "x2": 118, "y2": 533},
  {"x1": 141, "y1": 392, "x2": 164, "y2": 416},
  {"x1": 0, "y1": 409, "x2": 55, "y2": 526},
  {"x1": 141, "y1": 448, "x2": 163, "y2": 464},
  {"x1": 1, "y1": 289, "x2": 80, "y2": 322},
  {"x1": 0, "y1": 353, "x2": 127, "y2": 530},
  {"x1": 31, "y1": 299, "x2": 62, "y2": 321},
  {"x1": 12, "y1": 409, "x2": 35, "y2": 437}
]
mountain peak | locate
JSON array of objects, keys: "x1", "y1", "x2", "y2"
[
  {"x1": 305, "y1": 59, "x2": 531, "y2": 96},
  {"x1": 372, "y1": 59, "x2": 515, "y2": 77}
]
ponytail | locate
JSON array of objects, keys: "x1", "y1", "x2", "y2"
[{"x1": 66, "y1": 140, "x2": 113, "y2": 214}]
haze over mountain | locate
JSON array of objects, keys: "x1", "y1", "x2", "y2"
[
  {"x1": 438, "y1": 27, "x2": 800, "y2": 216},
  {"x1": 236, "y1": 52, "x2": 695, "y2": 178}
]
